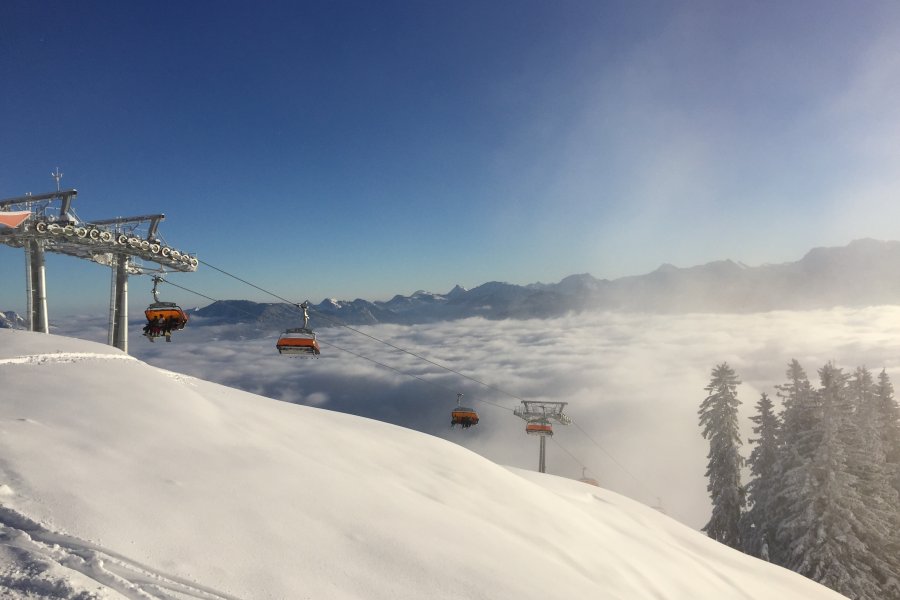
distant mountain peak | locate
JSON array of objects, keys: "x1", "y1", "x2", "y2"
[
  {"x1": 801, "y1": 238, "x2": 899, "y2": 263},
  {"x1": 654, "y1": 263, "x2": 679, "y2": 273},
  {"x1": 187, "y1": 239, "x2": 900, "y2": 327},
  {"x1": 559, "y1": 273, "x2": 595, "y2": 283},
  {"x1": 848, "y1": 237, "x2": 884, "y2": 247}
]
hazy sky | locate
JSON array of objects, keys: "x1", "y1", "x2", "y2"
[{"x1": 3, "y1": 1, "x2": 900, "y2": 315}]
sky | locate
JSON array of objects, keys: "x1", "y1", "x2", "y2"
[
  {"x1": 0, "y1": 328, "x2": 848, "y2": 599},
  {"x1": 2, "y1": 1, "x2": 900, "y2": 316},
  {"x1": 50, "y1": 304, "x2": 900, "y2": 530}
]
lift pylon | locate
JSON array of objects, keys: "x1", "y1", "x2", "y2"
[{"x1": 513, "y1": 401, "x2": 571, "y2": 473}]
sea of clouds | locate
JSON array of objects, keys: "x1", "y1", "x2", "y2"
[{"x1": 51, "y1": 306, "x2": 900, "y2": 529}]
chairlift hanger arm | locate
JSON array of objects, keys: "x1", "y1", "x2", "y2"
[{"x1": 151, "y1": 275, "x2": 164, "y2": 303}]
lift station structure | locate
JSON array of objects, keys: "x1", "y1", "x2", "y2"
[
  {"x1": 0, "y1": 178, "x2": 197, "y2": 353},
  {"x1": 513, "y1": 400, "x2": 571, "y2": 473}
]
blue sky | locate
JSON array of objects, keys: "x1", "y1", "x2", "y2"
[{"x1": 2, "y1": 1, "x2": 900, "y2": 315}]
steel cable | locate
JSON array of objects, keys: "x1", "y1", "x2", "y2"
[{"x1": 183, "y1": 261, "x2": 659, "y2": 500}]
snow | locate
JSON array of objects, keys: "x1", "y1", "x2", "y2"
[{"x1": 0, "y1": 329, "x2": 847, "y2": 599}]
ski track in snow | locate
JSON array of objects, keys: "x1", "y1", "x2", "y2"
[
  {"x1": 0, "y1": 353, "x2": 137, "y2": 367},
  {"x1": 0, "y1": 506, "x2": 239, "y2": 600},
  {"x1": 0, "y1": 351, "x2": 220, "y2": 598}
]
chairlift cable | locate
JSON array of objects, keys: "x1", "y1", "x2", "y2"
[
  {"x1": 311, "y1": 308, "x2": 528, "y2": 405},
  {"x1": 150, "y1": 277, "x2": 498, "y2": 405},
  {"x1": 318, "y1": 338, "x2": 498, "y2": 404},
  {"x1": 170, "y1": 271, "x2": 616, "y2": 484},
  {"x1": 199, "y1": 260, "x2": 298, "y2": 305},
  {"x1": 193, "y1": 260, "x2": 659, "y2": 495},
  {"x1": 156, "y1": 278, "x2": 219, "y2": 304},
  {"x1": 199, "y1": 259, "x2": 528, "y2": 406},
  {"x1": 549, "y1": 437, "x2": 590, "y2": 475},
  {"x1": 570, "y1": 420, "x2": 659, "y2": 501}
]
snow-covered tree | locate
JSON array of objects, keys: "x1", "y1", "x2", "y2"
[
  {"x1": 741, "y1": 392, "x2": 779, "y2": 559},
  {"x1": 776, "y1": 360, "x2": 819, "y2": 458},
  {"x1": 876, "y1": 370, "x2": 900, "y2": 497},
  {"x1": 698, "y1": 362, "x2": 744, "y2": 549},
  {"x1": 848, "y1": 367, "x2": 900, "y2": 598},
  {"x1": 769, "y1": 359, "x2": 818, "y2": 566},
  {"x1": 849, "y1": 367, "x2": 894, "y2": 503},
  {"x1": 777, "y1": 364, "x2": 891, "y2": 600}
]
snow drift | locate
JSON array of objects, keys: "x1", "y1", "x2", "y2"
[{"x1": 0, "y1": 330, "x2": 845, "y2": 599}]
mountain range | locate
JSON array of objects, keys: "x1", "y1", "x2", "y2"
[
  {"x1": 3, "y1": 239, "x2": 897, "y2": 330},
  {"x1": 192, "y1": 238, "x2": 900, "y2": 328}
]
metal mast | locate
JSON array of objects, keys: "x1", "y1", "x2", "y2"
[
  {"x1": 51, "y1": 167, "x2": 63, "y2": 191},
  {"x1": 513, "y1": 401, "x2": 571, "y2": 473}
]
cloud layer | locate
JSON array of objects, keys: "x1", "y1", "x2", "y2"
[{"x1": 56, "y1": 307, "x2": 900, "y2": 529}]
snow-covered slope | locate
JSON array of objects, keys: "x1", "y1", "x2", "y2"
[{"x1": 0, "y1": 330, "x2": 846, "y2": 599}]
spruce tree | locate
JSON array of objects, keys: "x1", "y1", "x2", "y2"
[
  {"x1": 770, "y1": 359, "x2": 818, "y2": 566},
  {"x1": 849, "y1": 367, "x2": 894, "y2": 504},
  {"x1": 783, "y1": 364, "x2": 886, "y2": 600},
  {"x1": 741, "y1": 392, "x2": 779, "y2": 559},
  {"x1": 876, "y1": 370, "x2": 900, "y2": 497},
  {"x1": 698, "y1": 362, "x2": 744, "y2": 549},
  {"x1": 848, "y1": 367, "x2": 900, "y2": 598}
]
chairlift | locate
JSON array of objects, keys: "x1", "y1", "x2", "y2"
[
  {"x1": 525, "y1": 417, "x2": 553, "y2": 436},
  {"x1": 578, "y1": 467, "x2": 600, "y2": 487},
  {"x1": 143, "y1": 276, "x2": 188, "y2": 343},
  {"x1": 276, "y1": 301, "x2": 320, "y2": 357},
  {"x1": 450, "y1": 393, "x2": 479, "y2": 428}
]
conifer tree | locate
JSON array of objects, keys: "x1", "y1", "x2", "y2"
[
  {"x1": 848, "y1": 367, "x2": 900, "y2": 598},
  {"x1": 698, "y1": 362, "x2": 743, "y2": 549},
  {"x1": 741, "y1": 392, "x2": 779, "y2": 559},
  {"x1": 849, "y1": 367, "x2": 893, "y2": 503},
  {"x1": 781, "y1": 364, "x2": 888, "y2": 600},
  {"x1": 876, "y1": 370, "x2": 900, "y2": 497},
  {"x1": 770, "y1": 359, "x2": 818, "y2": 566}
]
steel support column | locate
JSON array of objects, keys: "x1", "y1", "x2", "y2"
[
  {"x1": 107, "y1": 256, "x2": 117, "y2": 346},
  {"x1": 109, "y1": 257, "x2": 129, "y2": 353},
  {"x1": 24, "y1": 243, "x2": 33, "y2": 330},
  {"x1": 538, "y1": 436, "x2": 547, "y2": 473},
  {"x1": 27, "y1": 240, "x2": 48, "y2": 333}
]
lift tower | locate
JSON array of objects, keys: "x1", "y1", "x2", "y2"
[
  {"x1": 513, "y1": 401, "x2": 571, "y2": 473},
  {"x1": 0, "y1": 184, "x2": 197, "y2": 353}
]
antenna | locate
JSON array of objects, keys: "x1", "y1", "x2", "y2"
[{"x1": 51, "y1": 167, "x2": 63, "y2": 191}]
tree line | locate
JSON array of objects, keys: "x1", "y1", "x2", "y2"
[{"x1": 699, "y1": 361, "x2": 900, "y2": 600}]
